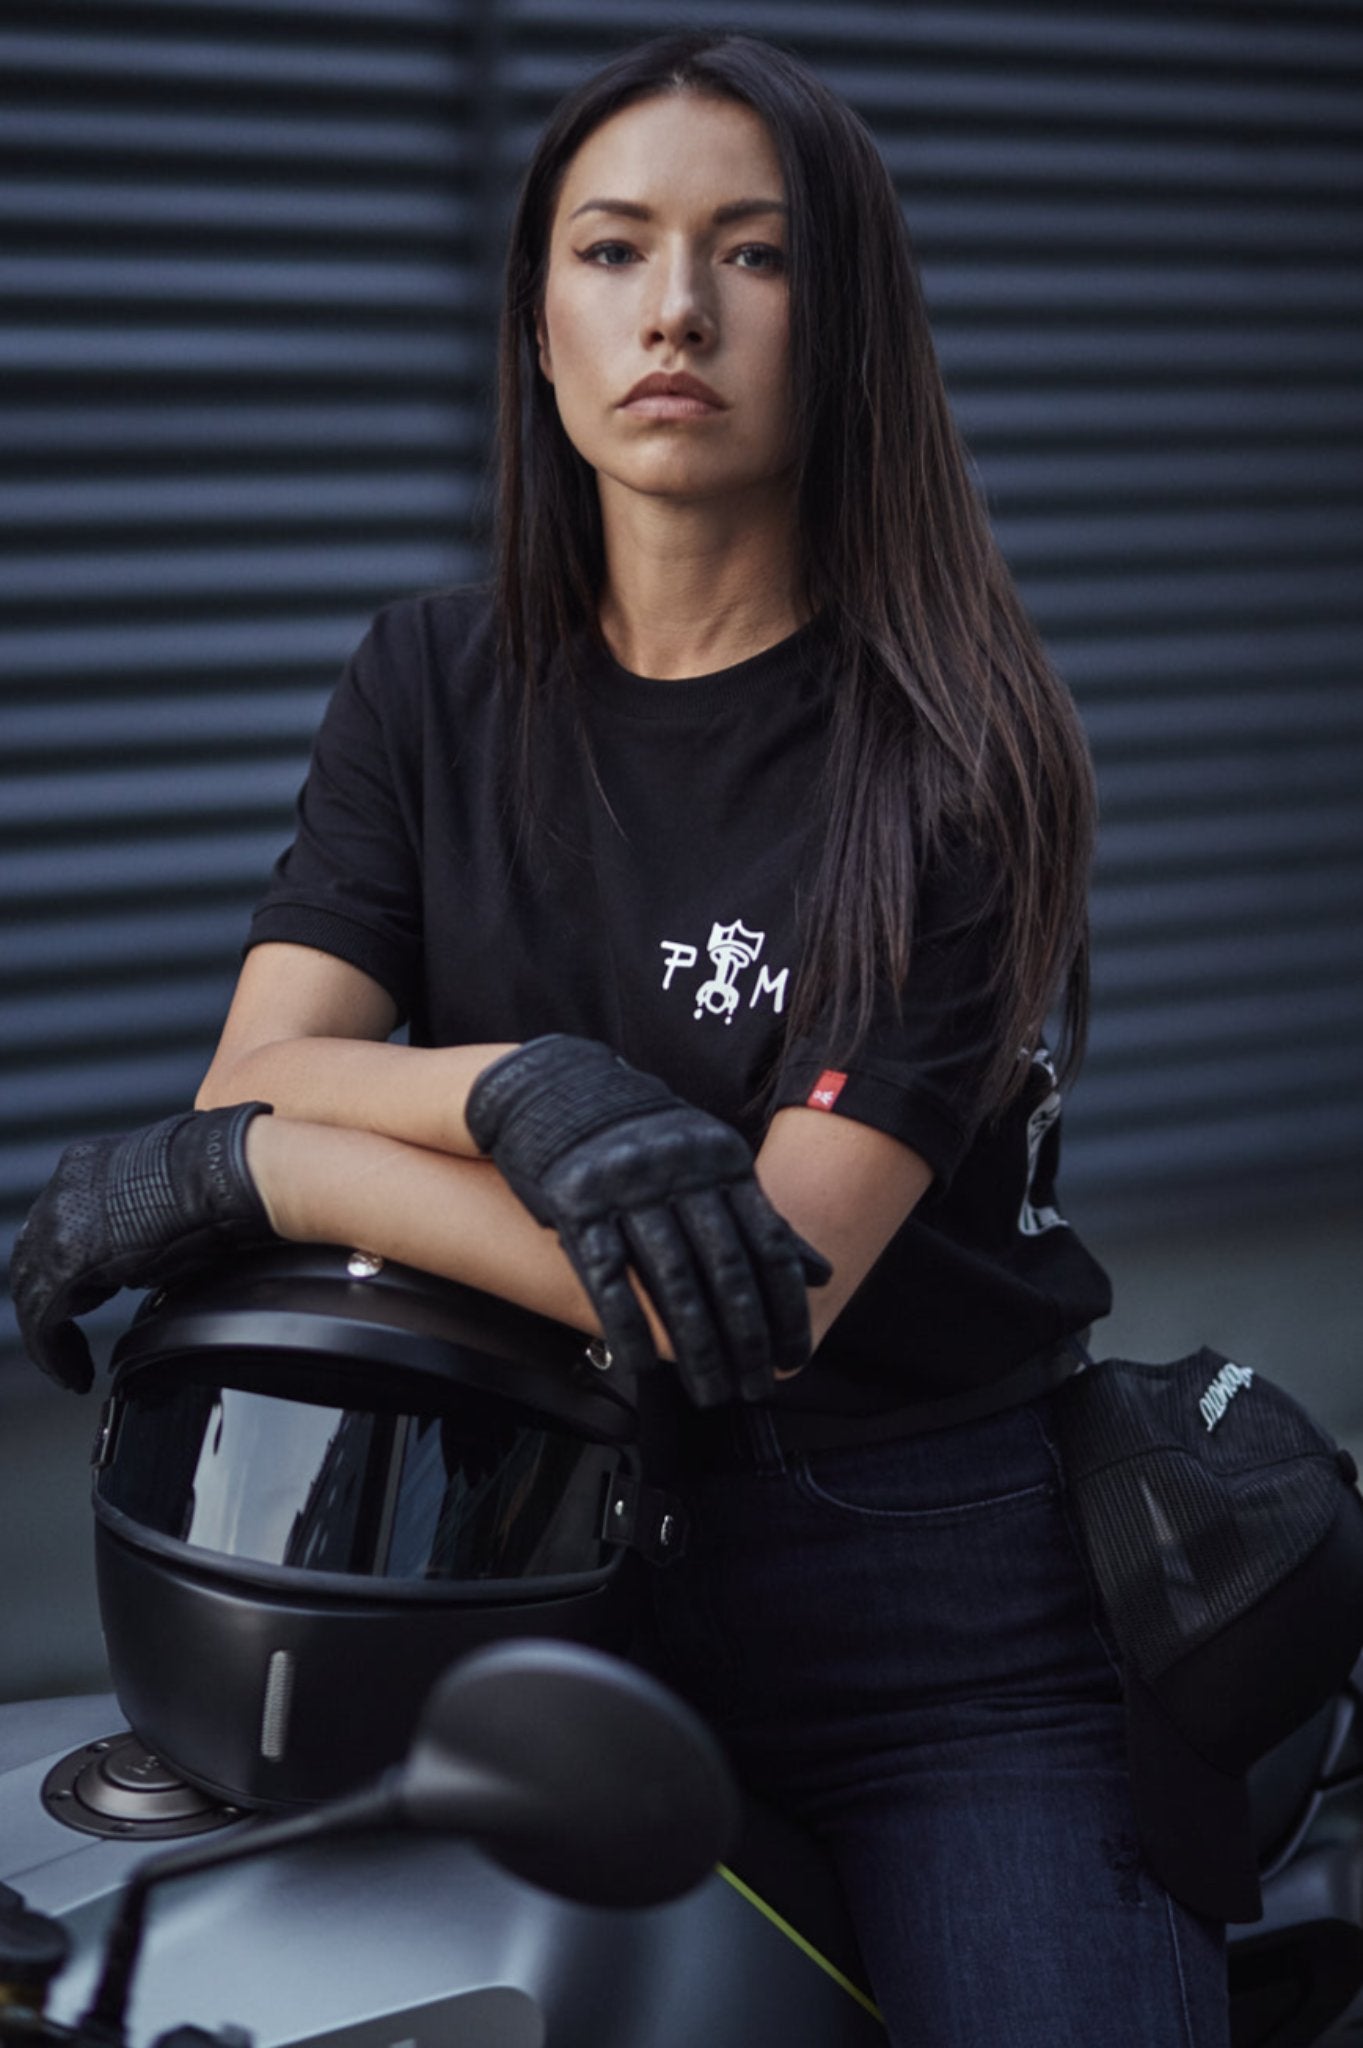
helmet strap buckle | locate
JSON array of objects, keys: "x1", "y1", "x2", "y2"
[{"x1": 601, "y1": 1473, "x2": 689, "y2": 1565}]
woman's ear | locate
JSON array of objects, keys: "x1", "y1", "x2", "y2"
[{"x1": 534, "y1": 308, "x2": 554, "y2": 383}]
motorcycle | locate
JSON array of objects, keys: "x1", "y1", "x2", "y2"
[{"x1": 0, "y1": 1249, "x2": 1360, "y2": 2047}]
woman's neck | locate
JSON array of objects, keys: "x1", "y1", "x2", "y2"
[{"x1": 596, "y1": 478, "x2": 807, "y2": 680}]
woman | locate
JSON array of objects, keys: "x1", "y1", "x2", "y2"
[{"x1": 11, "y1": 32, "x2": 1230, "y2": 2044}]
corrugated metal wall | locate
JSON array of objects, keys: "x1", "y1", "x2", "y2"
[{"x1": 3, "y1": 1, "x2": 1361, "y2": 1381}]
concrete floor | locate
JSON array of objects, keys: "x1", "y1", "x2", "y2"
[{"x1": 1, "y1": 1202, "x2": 1359, "y2": 1705}]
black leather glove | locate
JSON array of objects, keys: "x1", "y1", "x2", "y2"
[
  {"x1": 466, "y1": 1036, "x2": 830, "y2": 1409},
  {"x1": 8, "y1": 1102, "x2": 275, "y2": 1394}
]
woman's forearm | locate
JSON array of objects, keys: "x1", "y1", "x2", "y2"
[
  {"x1": 193, "y1": 942, "x2": 514, "y2": 1157},
  {"x1": 244, "y1": 1111, "x2": 613, "y2": 1333},
  {"x1": 198, "y1": 1036, "x2": 516, "y2": 1157}
]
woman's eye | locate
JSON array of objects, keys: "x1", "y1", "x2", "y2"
[
  {"x1": 580, "y1": 241, "x2": 638, "y2": 267},
  {"x1": 731, "y1": 243, "x2": 786, "y2": 273}
]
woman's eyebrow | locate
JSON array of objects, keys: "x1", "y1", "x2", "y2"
[
  {"x1": 567, "y1": 197, "x2": 788, "y2": 223},
  {"x1": 713, "y1": 198, "x2": 788, "y2": 224}
]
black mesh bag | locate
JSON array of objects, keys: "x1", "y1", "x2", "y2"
[{"x1": 1051, "y1": 1348, "x2": 1363, "y2": 1923}]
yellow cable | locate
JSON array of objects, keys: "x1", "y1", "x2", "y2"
[{"x1": 716, "y1": 1864, "x2": 886, "y2": 2026}]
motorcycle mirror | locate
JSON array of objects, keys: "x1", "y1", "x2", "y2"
[
  {"x1": 78, "y1": 1643, "x2": 737, "y2": 2047},
  {"x1": 393, "y1": 1639, "x2": 739, "y2": 1908}
]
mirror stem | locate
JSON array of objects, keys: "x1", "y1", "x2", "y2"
[{"x1": 78, "y1": 1783, "x2": 399, "y2": 2046}]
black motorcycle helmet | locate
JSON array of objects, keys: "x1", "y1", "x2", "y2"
[{"x1": 91, "y1": 1245, "x2": 677, "y2": 1809}]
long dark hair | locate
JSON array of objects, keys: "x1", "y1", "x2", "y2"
[{"x1": 496, "y1": 31, "x2": 1095, "y2": 1111}]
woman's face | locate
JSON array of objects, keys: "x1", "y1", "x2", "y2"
[{"x1": 537, "y1": 92, "x2": 794, "y2": 513}]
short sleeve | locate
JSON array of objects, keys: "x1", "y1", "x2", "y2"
[
  {"x1": 247, "y1": 606, "x2": 425, "y2": 1017},
  {"x1": 771, "y1": 847, "x2": 1004, "y2": 1185}
]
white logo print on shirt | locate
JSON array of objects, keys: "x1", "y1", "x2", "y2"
[{"x1": 658, "y1": 920, "x2": 790, "y2": 1026}]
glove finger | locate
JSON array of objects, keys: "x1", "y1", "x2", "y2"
[
  {"x1": 560, "y1": 1217, "x2": 659, "y2": 1376},
  {"x1": 33, "y1": 1263, "x2": 118, "y2": 1387},
  {"x1": 11, "y1": 1225, "x2": 103, "y2": 1393},
  {"x1": 795, "y1": 1232, "x2": 833, "y2": 1288},
  {"x1": 36, "y1": 1318, "x2": 95, "y2": 1396},
  {"x1": 622, "y1": 1204, "x2": 730, "y2": 1410},
  {"x1": 670, "y1": 1189, "x2": 775, "y2": 1405},
  {"x1": 726, "y1": 1180, "x2": 816, "y2": 1382}
]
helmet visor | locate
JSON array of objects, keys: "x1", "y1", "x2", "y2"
[{"x1": 95, "y1": 1367, "x2": 626, "y2": 1583}]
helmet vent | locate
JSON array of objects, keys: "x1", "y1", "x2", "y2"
[{"x1": 260, "y1": 1650, "x2": 296, "y2": 1761}]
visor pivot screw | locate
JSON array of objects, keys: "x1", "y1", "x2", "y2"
[
  {"x1": 585, "y1": 1338, "x2": 613, "y2": 1372},
  {"x1": 346, "y1": 1250, "x2": 384, "y2": 1279}
]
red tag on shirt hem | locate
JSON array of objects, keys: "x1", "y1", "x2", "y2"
[{"x1": 806, "y1": 1069, "x2": 848, "y2": 1112}]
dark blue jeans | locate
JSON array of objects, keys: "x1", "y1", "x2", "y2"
[{"x1": 643, "y1": 1393, "x2": 1230, "y2": 2047}]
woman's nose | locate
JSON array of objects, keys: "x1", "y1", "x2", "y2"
[{"x1": 643, "y1": 247, "x2": 716, "y2": 351}]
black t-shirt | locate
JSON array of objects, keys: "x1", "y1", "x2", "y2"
[{"x1": 249, "y1": 587, "x2": 1111, "y2": 1413}]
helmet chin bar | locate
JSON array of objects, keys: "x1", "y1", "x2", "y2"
[{"x1": 93, "y1": 1514, "x2": 639, "y2": 1809}]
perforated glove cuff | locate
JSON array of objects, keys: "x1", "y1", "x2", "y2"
[
  {"x1": 467, "y1": 1037, "x2": 716, "y2": 1230},
  {"x1": 468, "y1": 1037, "x2": 676, "y2": 1166},
  {"x1": 8, "y1": 1101, "x2": 275, "y2": 1394},
  {"x1": 124, "y1": 1100, "x2": 275, "y2": 1283}
]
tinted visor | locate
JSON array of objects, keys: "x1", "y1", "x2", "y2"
[{"x1": 95, "y1": 1366, "x2": 625, "y2": 1582}]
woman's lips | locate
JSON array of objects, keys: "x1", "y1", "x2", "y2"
[{"x1": 620, "y1": 373, "x2": 726, "y2": 418}]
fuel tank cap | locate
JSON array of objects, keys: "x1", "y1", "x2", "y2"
[{"x1": 42, "y1": 1733, "x2": 239, "y2": 1840}]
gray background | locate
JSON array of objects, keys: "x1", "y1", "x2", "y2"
[{"x1": 1, "y1": 0, "x2": 1360, "y2": 1701}]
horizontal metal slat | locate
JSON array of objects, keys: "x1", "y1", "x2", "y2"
[
  {"x1": 1022, "y1": 563, "x2": 1360, "y2": 632},
  {"x1": 0, "y1": 690, "x2": 328, "y2": 757},
  {"x1": 1091, "y1": 919, "x2": 1363, "y2": 998},
  {"x1": 1, "y1": 255, "x2": 476, "y2": 313},
  {"x1": 0, "y1": 176, "x2": 470, "y2": 240},
  {"x1": 935, "y1": 327, "x2": 1361, "y2": 379},
  {"x1": 922, "y1": 262, "x2": 1363, "y2": 320},
  {"x1": 0, "y1": 829, "x2": 288, "y2": 906},
  {"x1": 1070, "y1": 1038, "x2": 1362, "y2": 1126},
  {"x1": 1085, "y1": 980, "x2": 1363, "y2": 1061},
  {"x1": 0, "y1": 326, "x2": 483, "y2": 379},
  {"x1": 0, "y1": 108, "x2": 470, "y2": 172},
  {"x1": 4, "y1": 903, "x2": 256, "y2": 983},
  {"x1": 0, "y1": 542, "x2": 465, "y2": 610},
  {"x1": 0, "y1": 400, "x2": 476, "y2": 458},
  {"x1": 0, "y1": 977, "x2": 238, "y2": 1058},
  {"x1": 1094, "y1": 743, "x2": 1363, "y2": 816},
  {"x1": 884, "y1": 132, "x2": 1362, "y2": 200},
  {"x1": 1091, "y1": 863, "x2": 1363, "y2": 940},
  {"x1": 982, "y1": 444, "x2": 1363, "y2": 506},
  {"x1": 0, "y1": 473, "x2": 474, "y2": 532},
  {"x1": 0, "y1": 1051, "x2": 227, "y2": 1138},
  {"x1": 1052, "y1": 620, "x2": 1361, "y2": 693},
  {"x1": 102, "y1": 0, "x2": 456, "y2": 26},
  {"x1": 1, "y1": 761, "x2": 307, "y2": 832},
  {"x1": 956, "y1": 386, "x2": 1363, "y2": 440},
  {"x1": 1082, "y1": 686, "x2": 1363, "y2": 752},
  {"x1": 0, "y1": 603, "x2": 470, "y2": 686},
  {"x1": 1000, "y1": 505, "x2": 1363, "y2": 569},
  {"x1": 905, "y1": 194, "x2": 1361, "y2": 258},
  {"x1": 1063, "y1": 1100, "x2": 1363, "y2": 1186},
  {"x1": 1095, "y1": 803, "x2": 1363, "y2": 873},
  {"x1": 0, "y1": 29, "x2": 467, "y2": 98}
]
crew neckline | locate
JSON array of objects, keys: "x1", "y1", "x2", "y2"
[{"x1": 585, "y1": 612, "x2": 830, "y2": 723}]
